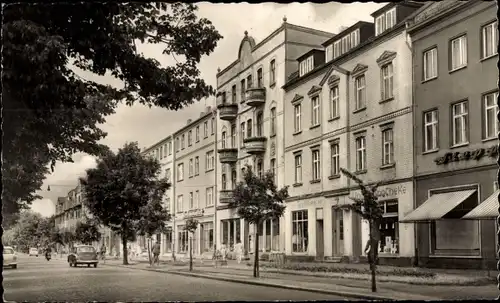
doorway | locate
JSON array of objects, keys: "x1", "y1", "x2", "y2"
[
  {"x1": 332, "y1": 208, "x2": 344, "y2": 257},
  {"x1": 316, "y1": 208, "x2": 324, "y2": 260}
]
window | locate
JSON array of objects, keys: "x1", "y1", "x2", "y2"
[
  {"x1": 188, "y1": 130, "x2": 192, "y2": 146},
  {"x1": 270, "y1": 60, "x2": 276, "y2": 84},
  {"x1": 257, "y1": 68, "x2": 263, "y2": 88},
  {"x1": 177, "y1": 227, "x2": 188, "y2": 253},
  {"x1": 299, "y1": 56, "x2": 314, "y2": 77},
  {"x1": 270, "y1": 108, "x2": 277, "y2": 136},
  {"x1": 325, "y1": 44, "x2": 333, "y2": 62},
  {"x1": 231, "y1": 85, "x2": 237, "y2": 103},
  {"x1": 450, "y1": 35, "x2": 467, "y2": 70},
  {"x1": 240, "y1": 122, "x2": 246, "y2": 145},
  {"x1": 329, "y1": 86, "x2": 339, "y2": 119},
  {"x1": 294, "y1": 104, "x2": 302, "y2": 133},
  {"x1": 231, "y1": 124, "x2": 236, "y2": 148},
  {"x1": 240, "y1": 79, "x2": 246, "y2": 102},
  {"x1": 221, "y1": 131, "x2": 227, "y2": 149},
  {"x1": 221, "y1": 219, "x2": 241, "y2": 247},
  {"x1": 482, "y1": 21, "x2": 498, "y2": 59},
  {"x1": 311, "y1": 96, "x2": 320, "y2": 126},
  {"x1": 211, "y1": 118, "x2": 215, "y2": 135},
  {"x1": 204, "y1": 121, "x2": 208, "y2": 138},
  {"x1": 181, "y1": 134, "x2": 185, "y2": 149},
  {"x1": 159, "y1": 146, "x2": 163, "y2": 159},
  {"x1": 221, "y1": 91, "x2": 227, "y2": 104},
  {"x1": 331, "y1": 142, "x2": 340, "y2": 176},
  {"x1": 247, "y1": 75, "x2": 253, "y2": 89},
  {"x1": 194, "y1": 156, "x2": 199, "y2": 175},
  {"x1": 163, "y1": 230, "x2": 172, "y2": 253},
  {"x1": 423, "y1": 48, "x2": 438, "y2": 81},
  {"x1": 165, "y1": 168, "x2": 171, "y2": 181},
  {"x1": 201, "y1": 222, "x2": 214, "y2": 252},
  {"x1": 177, "y1": 163, "x2": 184, "y2": 181},
  {"x1": 355, "y1": 136, "x2": 366, "y2": 171},
  {"x1": 194, "y1": 190, "x2": 199, "y2": 209},
  {"x1": 270, "y1": 158, "x2": 277, "y2": 184},
  {"x1": 355, "y1": 75, "x2": 366, "y2": 110},
  {"x1": 195, "y1": 126, "x2": 200, "y2": 142},
  {"x1": 222, "y1": 168, "x2": 227, "y2": 190},
  {"x1": 292, "y1": 210, "x2": 308, "y2": 253},
  {"x1": 381, "y1": 63, "x2": 394, "y2": 100},
  {"x1": 375, "y1": 8, "x2": 396, "y2": 36},
  {"x1": 382, "y1": 128, "x2": 394, "y2": 165},
  {"x1": 206, "y1": 187, "x2": 214, "y2": 206},
  {"x1": 256, "y1": 112, "x2": 263, "y2": 137},
  {"x1": 177, "y1": 195, "x2": 184, "y2": 212},
  {"x1": 175, "y1": 137, "x2": 180, "y2": 152},
  {"x1": 312, "y1": 149, "x2": 320, "y2": 180},
  {"x1": 452, "y1": 101, "x2": 468, "y2": 145},
  {"x1": 424, "y1": 110, "x2": 438, "y2": 152},
  {"x1": 189, "y1": 158, "x2": 193, "y2": 177},
  {"x1": 206, "y1": 151, "x2": 215, "y2": 171},
  {"x1": 231, "y1": 169, "x2": 237, "y2": 189},
  {"x1": 333, "y1": 40, "x2": 341, "y2": 59},
  {"x1": 484, "y1": 92, "x2": 499, "y2": 139},
  {"x1": 350, "y1": 29, "x2": 360, "y2": 48},
  {"x1": 294, "y1": 154, "x2": 302, "y2": 183},
  {"x1": 257, "y1": 159, "x2": 263, "y2": 178},
  {"x1": 189, "y1": 192, "x2": 194, "y2": 209},
  {"x1": 379, "y1": 200, "x2": 399, "y2": 254},
  {"x1": 247, "y1": 119, "x2": 253, "y2": 138},
  {"x1": 168, "y1": 141, "x2": 172, "y2": 155}
]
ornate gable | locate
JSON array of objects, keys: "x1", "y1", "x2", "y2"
[
  {"x1": 307, "y1": 85, "x2": 322, "y2": 97},
  {"x1": 376, "y1": 51, "x2": 397, "y2": 66},
  {"x1": 327, "y1": 75, "x2": 340, "y2": 86},
  {"x1": 290, "y1": 94, "x2": 304, "y2": 104},
  {"x1": 351, "y1": 64, "x2": 368, "y2": 77},
  {"x1": 319, "y1": 64, "x2": 350, "y2": 87}
]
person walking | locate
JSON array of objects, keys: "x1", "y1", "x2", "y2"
[
  {"x1": 152, "y1": 239, "x2": 161, "y2": 266},
  {"x1": 100, "y1": 243, "x2": 107, "y2": 264}
]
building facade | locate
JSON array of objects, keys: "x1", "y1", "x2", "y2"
[
  {"x1": 142, "y1": 135, "x2": 175, "y2": 257},
  {"x1": 282, "y1": 1, "x2": 422, "y2": 265},
  {"x1": 215, "y1": 18, "x2": 334, "y2": 258},
  {"x1": 404, "y1": 0, "x2": 498, "y2": 269},
  {"x1": 173, "y1": 108, "x2": 217, "y2": 259}
]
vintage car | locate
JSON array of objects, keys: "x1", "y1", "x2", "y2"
[
  {"x1": 4, "y1": 246, "x2": 18, "y2": 269},
  {"x1": 67, "y1": 245, "x2": 98, "y2": 268},
  {"x1": 29, "y1": 247, "x2": 39, "y2": 257}
]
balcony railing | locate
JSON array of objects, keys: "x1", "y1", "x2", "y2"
[
  {"x1": 217, "y1": 103, "x2": 238, "y2": 121},
  {"x1": 243, "y1": 136, "x2": 267, "y2": 154},
  {"x1": 245, "y1": 87, "x2": 266, "y2": 107},
  {"x1": 218, "y1": 148, "x2": 238, "y2": 164}
]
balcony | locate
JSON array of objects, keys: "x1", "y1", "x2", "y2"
[
  {"x1": 217, "y1": 103, "x2": 238, "y2": 121},
  {"x1": 245, "y1": 87, "x2": 266, "y2": 107},
  {"x1": 218, "y1": 148, "x2": 238, "y2": 164},
  {"x1": 243, "y1": 136, "x2": 267, "y2": 154},
  {"x1": 219, "y1": 190, "x2": 234, "y2": 204}
]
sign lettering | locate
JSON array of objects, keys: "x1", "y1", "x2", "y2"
[
  {"x1": 351, "y1": 185, "x2": 406, "y2": 201},
  {"x1": 434, "y1": 145, "x2": 498, "y2": 165}
]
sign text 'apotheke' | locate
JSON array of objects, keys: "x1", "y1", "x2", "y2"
[{"x1": 351, "y1": 185, "x2": 407, "y2": 200}]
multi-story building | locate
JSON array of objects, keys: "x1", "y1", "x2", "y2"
[
  {"x1": 282, "y1": 1, "x2": 423, "y2": 265},
  {"x1": 215, "y1": 18, "x2": 335, "y2": 258},
  {"x1": 142, "y1": 135, "x2": 175, "y2": 257},
  {"x1": 173, "y1": 107, "x2": 217, "y2": 259},
  {"x1": 402, "y1": 0, "x2": 498, "y2": 269}
]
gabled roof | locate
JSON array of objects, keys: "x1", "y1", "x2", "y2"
[{"x1": 318, "y1": 64, "x2": 350, "y2": 87}]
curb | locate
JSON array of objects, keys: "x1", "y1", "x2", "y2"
[{"x1": 103, "y1": 263, "x2": 399, "y2": 300}]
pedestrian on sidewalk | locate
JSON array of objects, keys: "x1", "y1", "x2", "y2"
[
  {"x1": 100, "y1": 243, "x2": 107, "y2": 264},
  {"x1": 152, "y1": 240, "x2": 161, "y2": 266}
]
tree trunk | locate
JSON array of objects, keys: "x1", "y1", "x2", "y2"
[
  {"x1": 122, "y1": 235, "x2": 128, "y2": 265},
  {"x1": 189, "y1": 236, "x2": 193, "y2": 271},
  {"x1": 172, "y1": 239, "x2": 176, "y2": 262},
  {"x1": 147, "y1": 237, "x2": 152, "y2": 266},
  {"x1": 253, "y1": 224, "x2": 260, "y2": 278},
  {"x1": 368, "y1": 221, "x2": 379, "y2": 293}
]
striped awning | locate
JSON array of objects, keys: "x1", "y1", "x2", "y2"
[
  {"x1": 462, "y1": 190, "x2": 500, "y2": 220},
  {"x1": 400, "y1": 189, "x2": 476, "y2": 223}
]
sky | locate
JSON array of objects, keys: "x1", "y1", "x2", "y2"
[{"x1": 30, "y1": 2, "x2": 386, "y2": 217}]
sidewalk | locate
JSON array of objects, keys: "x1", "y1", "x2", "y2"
[{"x1": 103, "y1": 259, "x2": 499, "y2": 300}]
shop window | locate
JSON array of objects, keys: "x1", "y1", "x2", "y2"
[
  {"x1": 292, "y1": 210, "x2": 308, "y2": 253},
  {"x1": 221, "y1": 219, "x2": 241, "y2": 250},
  {"x1": 201, "y1": 222, "x2": 214, "y2": 252},
  {"x1": 163, "y1": 230, "x2": 172, "y2": 253},
  {"x1": 378, "y1": 200, "x2": 399, "y2": 254},
  {"x1": 178, "y1": 227, "x2": 188, "y2": 253}
]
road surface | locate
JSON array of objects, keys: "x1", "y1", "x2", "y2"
[{"x1": 4, "y1": 254, "x2": 347, "y2": 301}]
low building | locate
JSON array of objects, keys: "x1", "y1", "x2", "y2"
[
  {"x1": 173, "y1": 107, "x2": 217, "y2": 259},
  {"x1": 404, "y1": 0, "x2": 498, "y2": 269},
  {"x1": 282, "y1": 1, "x2": 422, "y2": 265}
]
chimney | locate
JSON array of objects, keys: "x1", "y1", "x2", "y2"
[
  {"x1": 206, "y1": 106, "x2": 212, "y2": 113},
  {"x1": 187, "y1": 119, "x2": 192, "y2": 125},
  {"x1": 339, "y1": 25, "x2": 349, "y2": 32}
]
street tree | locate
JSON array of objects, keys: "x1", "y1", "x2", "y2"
[
  {"x1": 136, "y1": 199, "x2": 172, "y2": 265},
  {"x1": 62, "y1": 230, "x2": 77, "y2": 251},
  {"x1": 340, "y1": 168, "x2": 383, "y2": 293},
  {"x1": 230, "y1": 165, "x2": 289, "y2": 278},
  {"x1": 81, "y1": 142, "x2": 170, "y2": 265},
  {"x1": 184, "y1": 218, "x2": 199, "y2": 271},
  {"x1": 75, "y1": 221, "x2": 102, "y2": 245},
  {"x1": 3, "y1": 3, "x2": 222, "y2": 220}
]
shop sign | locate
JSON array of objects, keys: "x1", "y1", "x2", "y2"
[
  {"x1": 184, "y1": 209, "x2": 204, "y2": 219},
  {"x1": 434, "y1": 145, "x2": 498, "y2": 165},
  {"x1": 297, "y1": 199, "x2": 323, "y2": 209},
  {"x1": 351, "y1": 184, "x2": 407, "y2": 201}
]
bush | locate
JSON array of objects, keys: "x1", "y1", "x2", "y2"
[{"x1": 259, "y1": 262, "x2": 436, "y2": 278}]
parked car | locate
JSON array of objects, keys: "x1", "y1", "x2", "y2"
[
  {"x1": 67, "y1": 245, "x2": 98, "y2": 268},
  {"x1": 4, "y1": 247, "x2": 18, "y2": 269},
  {"x1": 29, "y1": 247, "x2": 39, "y2": 257}
]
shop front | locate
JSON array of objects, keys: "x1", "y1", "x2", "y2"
[
  {"x1": 406, "y1": 166, "x2": 497, "y2": 269},
  {"x1": 216, "y1": 207, "x2": 251, "y2": 259},
  {"x1": 175, "y1": 208, "x2": 214, "y2": 260}
]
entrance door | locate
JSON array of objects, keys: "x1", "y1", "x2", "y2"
[
  {"x1": 332, "y1": 208, "x2": 344, "y2": 256},
  {"x1": 316, "y1": 220, "x2": 324, "y2": 260}
]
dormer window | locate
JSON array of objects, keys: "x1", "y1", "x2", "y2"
[
  {"x1": 299, "y1": 56, "x2": 314, "y2": 77},
  {"x1": 375, "y1": 8, "x2": 396, "y2": 36},
  {"x1": 328, "y1": 29, "x2": 360, "y2": 62}
]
